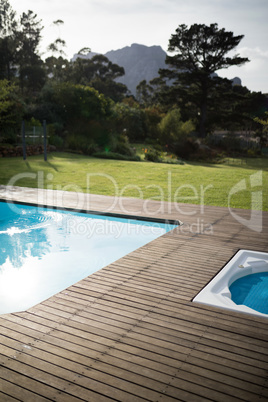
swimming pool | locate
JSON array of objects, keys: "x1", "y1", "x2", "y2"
[
  {"x1": 0, "y1": 200, "x2": 178, "y2": 315},
  {"x1": 193, "y1": 250, "x2": 268, "y2": 318}
]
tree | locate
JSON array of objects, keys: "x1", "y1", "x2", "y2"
[
  {"x1": 112, "y1": 102, "x2": 146, "y2": 142},
  {"x1": 36, "y1": 82, "x2": 112, "y2": 131},
  {"x1": 15, "y1": 10, "x2": 45, "y2": 94},
  {"x1": 0, "y1": 0, "x2": 17, "y2": 80},
  {"x1": 144, "y1": 106, "x2": 164, "y2": 142},
  {"x1": 0, "y1": 79, "x2": 24, "y2": 139},
  {"x1": 47, "y1": 38, "x2": 66, "y2": 56},
  {"x1": 78, "y1": 47, "x2": 91, "y2": 56},
  {"x1": 16, "y1": 10, "x2": 43, "y2": 63},
  {"x1": 68, "y1": 54, "x2": 128, "y2": 101},
  {"x1": 160, "y1": 23, "x2": 249, "y2": 137},
  {"x1": 158, "y1": 108, "x2": 194, "y2": 146},
  {"x1": 228, "y1": 86, "x2": 268, "y2": 132},
  {"x1": 49, "y1": 83, "x2": 113, "y2": 150},
  {"x1": 136, "y1": 80, "x2": 154, "y2": 106},
  {"x1": 0, "y1": 0, "x2": 16, "y2": 37},
  {"x1": 45, "y1": 55, "x2": 69, "y2": 82},
  {"x1": 254, "y1": 112, "x2": 268, "y2": 149},
  {"x1": 47, "y1": 20, "x2": 66, "y2": 56}
]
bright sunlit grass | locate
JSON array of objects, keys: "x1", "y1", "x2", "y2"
[{"x1": 0, "y1": 152, "x2": 267, "y2": 211}]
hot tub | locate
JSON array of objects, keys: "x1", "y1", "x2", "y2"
[{"x1": 193, "y1": 249, "x2": 268, "y2": 318}]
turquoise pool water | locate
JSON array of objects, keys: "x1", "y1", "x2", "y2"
[
  {"x1": 230, "y1": 272, "x2": 268, "y2": 315},
  {"x1": 0, "y1": 201, "x2": 177, "y2": 314}
]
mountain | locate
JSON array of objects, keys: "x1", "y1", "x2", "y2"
[
  {"x1": 72, "y1": 43, "x2": 167, "y2": 95},
  {"x1": 72, "y1": 43, "x2": 241, "y2": 96},
  {"x1": 105, "y1": 43, "x2": 167, "y2": 95}
]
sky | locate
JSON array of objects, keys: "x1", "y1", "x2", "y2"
[{"x1": 9, "y1": 0, "x2": 268, "y2": 93}]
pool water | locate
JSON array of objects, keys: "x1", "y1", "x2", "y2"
[
  {"x1": 0, "y1": 201, "x2": 177, "y2": 315},
  {"x1": 230, "y1": 272, "x2": 268, "y2": 315}
]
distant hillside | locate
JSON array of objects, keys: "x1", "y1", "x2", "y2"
[
  {"x1": 72, "y1": 43, "x2": 241, "y2": 96},
  {"x1": 73, "y1": 43, "x2": 166, "y2": 95},
  {"x1": 105, "y1": 43, "x2": 167, "y2": 95}
]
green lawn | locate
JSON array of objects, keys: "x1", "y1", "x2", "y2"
[{"x1": 0, "y1": 152, "x2": 267, "y2": 211}]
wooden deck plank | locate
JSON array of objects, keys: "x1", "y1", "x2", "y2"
[
  {"x1": 1, "y1": 349, "x2": 164, "y2": 402},
  {"x1": 0, "y1": 377, "x2": 51, "y2": 402},
  {"x1": 42, "y1": 301, "x2": 268, "y2": 354},
  {"x1": 0, "y1": 365, "x2": 79, "y2": 402},
  {"x1": 2, "y1": 321, "x2": 267, "y2": 387},
  {"x1": 2, "y1": 323, "x2": 263, "y2": 402},
  {"x1": 0, "y1": 391, "x2": 21, "y2": 402},
  {"x1": 0, "y1": 187, "x2": 268, "y2": 401}
]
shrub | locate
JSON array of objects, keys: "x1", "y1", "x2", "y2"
[
  {"x1": 207, "y1": 132, "x2": 242, "y2": 153},
  {"x1": 26, "y1": 117, "x2": 42, "y2": 127},
  {"x1": 173, "y1": 139, "x2": 199, "y2": 159},
  {"x1": 66, "y1": 135, "x2": 92, "y2": 154},
  {"x1": 114, "y1": 141, "x2": 134, "y2": 156},
  {"x1": 0, "y1": 128, "x2": 18, "y2": 145},
  {"x1": 86, "y1": 142, "x2": 99, "y2": 155},
  {"x1": 92, "y1": 151, "x2": 140, "y2": 161},
  {"x1": 112, "y1": 102, "x2": 146, "y2": 142},
  {"x1": 247, "y1": 148, "x2": 261, "y2": 157},
  {"x1": 144, "y1": 148, "x2": 162, "y2": 162},
  {"x1": 49, "y1": 135, "x2": 64, "y2": 150},
  {"x1": 158, "y1": 108, "x2": 195, "y2": 145},
  {"x1": 144, "y1": 106, "x2": 163, "y2": 141},
  {"x1": 66, "y1": 135, "x2": 100, "y2": 155},
  {"x1": 111, "y1": 133, "x2": 135, "y2": 156}
]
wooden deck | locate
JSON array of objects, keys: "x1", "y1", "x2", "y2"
[{"x1": 0, "y1": 186, "x2": 268, "y2": 401}]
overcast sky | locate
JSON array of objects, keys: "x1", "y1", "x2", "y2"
[{"x1": 9, "y1": 0, "x2": 268, "y2": 93}]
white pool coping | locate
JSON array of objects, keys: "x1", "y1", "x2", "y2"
[{"x1": 193, "y1": 249, "x2": 268, "y2": 318}]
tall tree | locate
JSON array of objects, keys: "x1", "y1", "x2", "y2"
[
  {"x1": 160, "y1": 23, "x2": 249, "y2": 137},
  {"x1": 0, "y1": 79, "x2": 23, "y2": 138},
  {"x1": 0, "y1": 0, "x2": 16, "y2": 37},
  {"x1": 47, "y1": 19, "x2": 66, "y2": 56},
  {"x1": 136, "y1": 80, "x2": 153, "y2": 106},
  {"x1": 15, "y1": 10, "x2": 45, "y2": 94},
  {"x1": 0, "y1": 0, "x2": 17, "y2": 80},
  {"x1": 45, "y1": 55, "x2": 69, "y2": 83},
  {"x1": 254, "y1": 112, "x2": 268, "y2": 149},
  {"x1": 68, "y1": 54, "x2": 128, "y2": 101}
]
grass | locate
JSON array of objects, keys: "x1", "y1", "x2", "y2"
[{"x1": 0, "y1": 152, "x2": 267, "y2": 211}]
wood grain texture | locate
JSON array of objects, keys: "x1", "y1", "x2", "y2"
[{"x1": 0, "y1": 186, "x2": 267, "y2": 401}]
